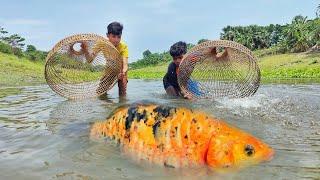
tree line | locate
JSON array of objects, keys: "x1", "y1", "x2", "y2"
[
  {"x1": 131, "y1": 16, "x2": 319, "y2": 70},
  {"x1": 131, "y1": 5, "x2": 320, "y2": 69},
  {"x1": 220, "y1": 15, "x2": 319, "y2": 53},
  {"x1": 0, "y1": 26, "x2": 47, "y2": 61}
]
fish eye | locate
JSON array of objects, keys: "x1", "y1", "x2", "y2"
[{"x1": 244, "y1": 144, "x2": 255, "y2": 157}]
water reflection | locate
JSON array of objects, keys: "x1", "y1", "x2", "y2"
[{"x1": 0, "y1": 80, "x2": 319, "y2": 179}]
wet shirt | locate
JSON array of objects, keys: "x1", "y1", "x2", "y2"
[{"x1": 163, "y1": 62, "x2": 180, "y2": 91}]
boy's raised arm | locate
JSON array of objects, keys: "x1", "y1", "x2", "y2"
[{"x1": 69, "y1": 41, "x2": 99, "y2": 64}]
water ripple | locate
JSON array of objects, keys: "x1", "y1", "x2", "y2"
[{"x1": 0, "y1": 81, "x2": 319, "y2": 179}]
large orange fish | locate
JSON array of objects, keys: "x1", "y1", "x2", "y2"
[{"x1": 90, "y1": 104, "x2": 274, "y2": 171}]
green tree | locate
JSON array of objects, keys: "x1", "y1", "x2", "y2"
[
  {"x1": 308, "y1": 18, "x2": 320, "y2": 50},
  {"x1": 197, "y1": 39, "x2": 209, "y2": 44},
  {"x1": 3, "y1": 34, "x2": 25, "y2": 49},
  {"x1": 26, "y1": 45, "x2": 37, "y2": 53},
  {"x1": 220, "y1": 25, "x2": 273, "y2": 50},
  {"x1": 0, "y1": 41, "x2": 13, "y2": 54},
  {"x1": 142, "y1": 49, "x2": 152, "y2": 58},
  {"x1": 268, "y1": 24, "x2": 285, "y2": 46},
  {"x1": 0, "y1": 26, "x2": 13, "y2": 54},
  {"x1": 284, "y1": 15, "x2": 310, "y2": 52},
  {"x1": 0, "y1": 26, "x2": 8, "y2": 40},
  {"x1": 13, "y1": 48, "x2": 24, "y2": 57},
  {"x1": 2, "y1": 34, "x2": 25, "y2": 57},
  {"x1": 186, "y1": 43, "x2": 195, "y2": 50},
  {"x1": 317, "y1": 4, "x2": 320, "y2": 17}
]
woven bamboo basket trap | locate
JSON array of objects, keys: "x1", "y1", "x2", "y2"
[
  {"x1": 45, "y1": 34, "x2": 122, "y2": 99},
  {"x1": 178, "y1": 40, "x2": 260, "y2": 99}
]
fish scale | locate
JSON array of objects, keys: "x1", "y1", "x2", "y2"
[{"x1": 90, "y1": 104, "x2": 274, "y2": 170}]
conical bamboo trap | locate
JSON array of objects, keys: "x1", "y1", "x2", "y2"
[
  {"x1": 178, "y1": 40, "x2": 260, "y2": 99},
  {"x1": 45, "y1": 34, "x2": 122, "y2": 99}
]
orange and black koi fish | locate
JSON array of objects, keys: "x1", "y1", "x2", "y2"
[{"x1": 90, "y1": 104, "x2": 274, "y2": 171}]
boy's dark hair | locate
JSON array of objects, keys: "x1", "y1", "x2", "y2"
[
  {"x1": 107, "y1": 22, "x2": 123, "y2": 35},
  {"x1": 169, "y1": 41, "x2": 187, "y2": 57}
]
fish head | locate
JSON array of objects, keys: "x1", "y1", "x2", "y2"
[{"x1": 206, "y1": 124, "x2": 274, "y2": 171}]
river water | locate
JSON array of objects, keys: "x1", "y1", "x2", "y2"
[{"x1": 0, "y1": 80, "x2": 319, "y2": 179}]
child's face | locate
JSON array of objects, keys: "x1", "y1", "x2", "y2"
[
  {"x1": 173, "y1": 55, "x2": 184, "y2": 66},
  {"x1": 107, "y1": 33, "x2": 121, "y2": 47}
]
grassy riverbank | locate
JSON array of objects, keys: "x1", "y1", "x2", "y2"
[
  {"x1": 0, "y1": 52, "x2": 45, "y2": 87},
  {"x1": 1, "y1": 51, "x2": 319, "y2": 87},
  {"x1": 129, "y1": 52, "x2": 320, "y2": 80}
]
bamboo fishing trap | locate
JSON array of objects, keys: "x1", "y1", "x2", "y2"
[
  {"x1": 45, "y1": 34, "x2": 122, "y2": 99},
  {"x1": 178, "y1": 40, "x2": 260, "y2": 99},
  {"x1": 45, "y1": 35, "x2": 259, "y2": 100}
]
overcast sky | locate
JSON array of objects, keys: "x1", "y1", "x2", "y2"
[{"x1": 0, "y1": 0, "x2": 318, "y2": 62}]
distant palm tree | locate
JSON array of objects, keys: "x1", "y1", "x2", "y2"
[
  {"x1": 310, "y1": 18, "x2": 320, "y2": 46},
  {"x1": 285, "y1": 15, "x2": 310, "y2": 52},
  {"x1": 292, "y1": 15, "x2": 307, "y2": 24},
  {"x1": 317, "y1": 4, "x2": 320, "y2": 17}
]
